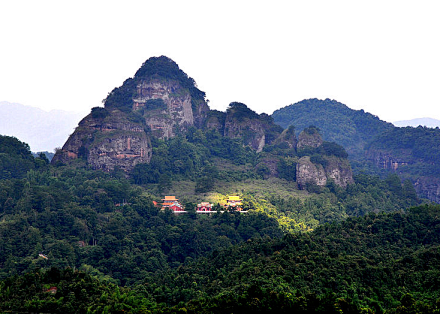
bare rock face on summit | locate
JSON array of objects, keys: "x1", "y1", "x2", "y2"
[
  {"x1": 52, "y1": 108, "x2": 152, "y2": 171},
  {"x1": 297, "y1": 126, "x2": 323, "y2": 149},
  {"x1": 133, "y1": 79, "x2": 208, "y2": 139}
]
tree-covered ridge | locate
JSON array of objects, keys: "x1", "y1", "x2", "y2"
[
  {"x1": 271, "y1": 98, "x2": 394, "y2": 158},
  {"x1": 367, "y1": 126, "x2": 440, "y2": 176},
  {"x1": 103, "y1": 56, "x2": 206, "y2": 113},
  {"x1": 226, "y1": 102, "x2": 260, "y2": 121},
  {"x1": 0, "y1": 135, "x2": 49, "y2": 179},
  {"x1": 3, "y1": 205, "x2": 440, "y2": 313}
]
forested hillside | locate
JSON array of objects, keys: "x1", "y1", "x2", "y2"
[
  {"x1": 271, "y1": 98, "x2": 394, "y2": 159},
  {"x1": 2, "y1": 204, "x2": 440, "y2": 313},
  {"x1": 272, "y1": 98, "x2": 440, "y2": 204}
]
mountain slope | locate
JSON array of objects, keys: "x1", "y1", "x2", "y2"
[
  {"x1": 272, "y1": 98, "x2": 394, "y2": 159},
  {"x1": 53, "y1": 57, "x2": 355, "y2": 193},
  {"x1": 367, "y1": 126, "x2": 440, "y2": 202},
  {"x1": 272, "y1": 98, "x2": 440, "y2": 203}
]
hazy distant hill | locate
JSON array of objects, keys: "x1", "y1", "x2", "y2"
[
  {"x1": 0, "y1": 101, "x2": 86, "y2": 152},
  {"x1": 393, "y1": 117, "x2": 440, "y2": 128}
]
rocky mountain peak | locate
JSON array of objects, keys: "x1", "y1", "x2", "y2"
[
  {"x1": 297, "y1": 126, "x2": 323, "y2": 149},
  {"x1": 52, "y1": 56, "x2": 209, "y2": 171}
]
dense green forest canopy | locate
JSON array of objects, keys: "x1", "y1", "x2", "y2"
[
  {"x1": 2, "y1": 205, "x2": 440, "y2": 313},
  {"x1": 0, "y1": 135, "x2": 48, "y2": 179}
]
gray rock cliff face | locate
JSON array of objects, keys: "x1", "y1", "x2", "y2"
[
  {"x1": 296, "y1": 156, "x2": 327, "y2": 189},
  {"x1": 366, "y1": 148, "x2": 411, "y2": 171},
  {"x1": 224, "y1": 117, "x2": 267, "y2": 152},
  {"x1": 52, "y1": 109, "x2": 151, "y2": 171},
  {"x1": 273, "y1": 126, "x2": 297, "y2": 149},
  {"x1": 296, "y1": 156, "x2": 354, "y2": 189},
  {"x1": 367, "y1": 148, "x2": 440, "y2": 203},
  {"x1": 133, "y1": 80, "x2": 208, "y2": 139},
  {"x1": 414, "y1": 177, "x2": 440, "y2": 203},
  {"x1": 52, "y1": 56, "x2": 211, "y2": 172},
  {"x1": 297, "y1": 129, "x2": 323, "y2": 150},
  {"x1": 324, "y1": 156, "x2": 354, "y2": 187},
  {"x1": 295, "y1": 128, "x2": 354, "y2": 189}
]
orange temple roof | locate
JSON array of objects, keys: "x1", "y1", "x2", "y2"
[{"x1": 162, "y1": 196, "x2": 178, "y2": 201}]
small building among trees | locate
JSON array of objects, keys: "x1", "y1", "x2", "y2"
[
  {"x1": 225, "y1": 196, "x2": 243, "y2": 211},
  {"x1": 161, "y1": 196, "x2": 184, "y2": 212},
  {"x1": 196, "y1": 202, "x2": 214, "y2": 213}
]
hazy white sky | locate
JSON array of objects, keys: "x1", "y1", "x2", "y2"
[{"x1": 1, "y1": 0, "x2": 439, "y2": 122}]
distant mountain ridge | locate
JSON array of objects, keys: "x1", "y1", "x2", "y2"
[
  {"x1": 393, "y1": 117, "x2": 440, "y2": 128},
  {"x1": 0, "y1": 101, "x2": 86, "y2": 152}
]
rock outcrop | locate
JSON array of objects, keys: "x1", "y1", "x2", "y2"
[
  {"x1": 295, "y1": 127, "x2": 354, "y2": 189},
  {"x1": 223, "y1": 102, "x2": 282, "y2": 152},
  {"x1": 414, "y1": 177, "x2": 440, "y2": 203},
  {"x1": 134, "y1": 79, "x2": 209, "y2": 139},
  {"x1": 273, "y1": 125, "x2": 297, "y2": 149},
  {"x1": 51, "y1": 56, "x2": 354, "y2": 189},
  {"x1": 297, "y1": 126, "x2": 323, "y2": 150},
  {"x1": 366, "y1": 149, "x2": 411, "y2": 171},
  {"x1": 323, "y1": 156, "x2": 354, "y2": 187},
  {"x1": 52, "y1": 56, "x2": 208, "y2": 172},
  {"x1": 296, "y1": 156, "x2": 327, "y2": 189},
  {"x1": 52, "y1": 109, "x2": 151, "y2": 171},
  {"x1": 296, "y1": 155, "x2": 354, "y2": 189}
]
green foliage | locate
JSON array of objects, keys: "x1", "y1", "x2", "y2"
[
  {"x1": 276, "y1": 157, "x2": 297, "y2": 181},
  {"x1": 145, "y1": 98, "x2": 167, "y2": 111},
  {"x1": 304, "y1": 125, "x2": 321, "y2": 135},
  {"x1": 131, "y1": 128, "x2": 261, "y2": 187},
  {"x1": 102, "y1": 78, "x2": 136, "y2": 113},
  {"x1": 367, "y1": 126, "x2": 440, "y2": 177},
  {"x1": 272, "y1": 98, "x2": 394, "y2": 159},
  {"x1": 0, "y1": 267, "x2": 156, "y2": 313},
  {"x1": 0, "y1": 135, "x2": 37, "y2": 179},
  {"x1": 310, "y1": 153, "x2": 328, "y2": 167},
  {"x1": 90, "y1": 106, "x2": 109, "y2": 119},
  {"x1": 226, "y1": 102, "x2": 260, "y2": 121},
  {"x1": 321, "y1": 141, "x2": 349, "y2": 159},
  {"x1": 138, "y1": 205, "x2": 440, "y2": 313},
  {"x1": 0, "y1": 164, "x2": 284, "y2": 286}
]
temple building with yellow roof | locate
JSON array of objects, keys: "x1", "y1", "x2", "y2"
[{"x1": 225, "y1": 196, "x2": 243, "y2": 210}]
